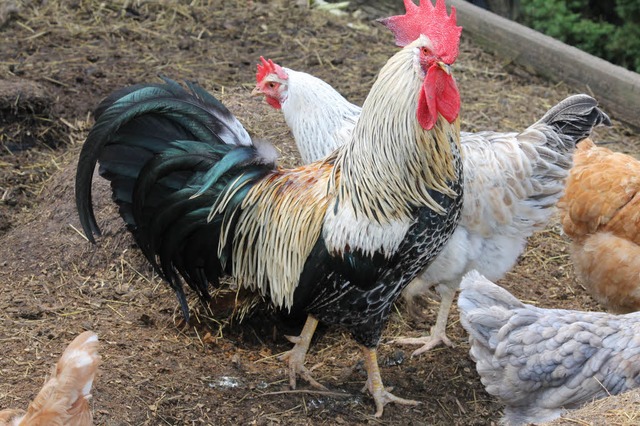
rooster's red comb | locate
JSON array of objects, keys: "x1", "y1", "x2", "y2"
[
  {"x1": 378, "y1": 0, "x2": 462, "y2": 63},
  {"x1": 256, "y1": 56, "x2": 288, "y2": 83}
]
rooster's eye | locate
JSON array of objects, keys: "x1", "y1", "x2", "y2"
[
  {"x1": 268, "y1": 82, "x2": 276, "y2": 89},
  {"x1": 421, "y1": 47, "x2": 431, "y2": 56}
]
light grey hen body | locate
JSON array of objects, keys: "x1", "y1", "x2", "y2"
[{"x1": 459, "y1": 270, "x2": 640, "y2": 425}]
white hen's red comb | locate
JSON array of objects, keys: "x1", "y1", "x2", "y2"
[
  {"x1": 378, "y1": 0, "x2": 462, "y2": 63},
  {"x1": 256, "y1": 56, "x2": 288, "y2": 83}
]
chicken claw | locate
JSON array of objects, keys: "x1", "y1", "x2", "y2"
[
  {"x1": 279, "y1": 315, "x2": 327, "y2": 390},
  {"x1": 392, "y1": 282, "x2": 456, "y2": 356},
  {"x1": 361, "y1": 346, "x2": 419, "y2": 417},
  {"x1": 392, "y1": 331, "x2": 454, "y2": 357}
]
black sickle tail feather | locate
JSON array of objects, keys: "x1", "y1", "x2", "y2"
[
  {"x1": 75, "y1": 77, "x2": 274, "y2": 318},
  {"x1": 76, "y1": 77, "x2": 253, "y2": 240},
  {"x1": 536, "y1": 94, "x2": 611, "y2": 145}
]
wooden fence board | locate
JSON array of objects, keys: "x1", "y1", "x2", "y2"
[{"x1": 448, "y1": 0, "x2": 640, "y2": 129}]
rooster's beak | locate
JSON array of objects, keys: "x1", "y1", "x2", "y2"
[
  {"x1": 437, "y1": 62, "x2": 452, "y2": 75},
  {"x1": 251, "y1": 86, "x2": 262, "y2": 96}
]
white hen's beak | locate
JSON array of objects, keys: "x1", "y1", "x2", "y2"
[{"x1": 251, "y1": 85, "x2": 262, "y2": 96}]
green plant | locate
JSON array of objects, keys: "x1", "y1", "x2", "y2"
[{"x1": 518, "y1": 0, "x2": 640, "y2": 73}]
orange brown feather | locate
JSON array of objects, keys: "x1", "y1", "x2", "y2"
[
  {"x1": 0, "y1": 331, "x2": 100, "y2": 426},
  {"x1": 559, "y1": 139, "x2": 640, "y2": 312},
  {"x1": 227, "y1": 159, "x2": 337, "y2": 309}
]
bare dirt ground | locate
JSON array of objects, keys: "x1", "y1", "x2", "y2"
[{"x1": 1, "y1": 1, "x2": 639, "y2": 425}]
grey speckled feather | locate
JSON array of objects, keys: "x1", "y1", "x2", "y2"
[{"x1": 459, "y1": 271, "x2": 640, "y2": 426}]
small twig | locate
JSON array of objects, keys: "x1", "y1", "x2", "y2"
[
  {"x1": 40, "y1": 75, "x2": 68, "y2": 87},
  {"x1": 554, "y1": 418, "x2": 592, "y2": 425},
  {"x1": 255, "y1": 389, "x2": 351, "y2": 398},
  {"x1": 193, "y1": 326, "x2": 205, "y2": 350},
  {"x1": 106, "y1": 303, "x2": 124, "y2": 318},
  {"x1": 59, "y1": 117, "x2": 78, "y2": 131},
  {"x1": 68, "y1": 223, "x2": 89, "y2": 242},
  {"x1": 23, "y1": 30, "x2": 48, "y2": 41}
]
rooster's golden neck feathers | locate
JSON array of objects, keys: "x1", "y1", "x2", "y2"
[
  {"x1": 332, "y1": 39, "x2": 461, "y2": 224},
  {"x1": 230, "y1": 39, "x2": 461, "y2": 309}
]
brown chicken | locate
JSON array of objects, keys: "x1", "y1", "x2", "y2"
[
  {"x1": 559, "y1": 138, "x2": 640, "y2": 312},
  {"x1": 0, "y1": 331, "x2": 100, "y2": 426}
]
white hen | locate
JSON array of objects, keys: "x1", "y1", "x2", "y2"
[
  {"x1": 253, "y1": 59, "x2": 610, "y2": 356},
  {"x1": 459, "y1": 271, "x2": 640, "y2": 425},
  {"x1": 252, "y1": 57, "x2": 361, "y2": 164}
]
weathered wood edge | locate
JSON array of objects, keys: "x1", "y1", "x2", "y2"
[{"x1": 448, "y1": 0, "x2": 640, "y2": 130}]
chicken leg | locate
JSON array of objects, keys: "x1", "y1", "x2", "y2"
[
  {"x1": 392, "y1": 282, "x2": 456, "y2": 357},
  {"x1": 279, "y1": 314, "x2": 327, "y2": 390},
  {"x1": 361, "y1": 345, "x2": 420, "y2": 417}
]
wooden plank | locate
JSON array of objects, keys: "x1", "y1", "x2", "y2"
[{"x1": 448, "y1": 0, "x2": 640, "y2": 129}]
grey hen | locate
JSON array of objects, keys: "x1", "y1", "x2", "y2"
[{"x1": 458, "y1": 270, "x2": 640, "y2": 425}]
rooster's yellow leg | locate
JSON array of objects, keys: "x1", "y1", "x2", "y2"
[
  {"x1": 361, "y1": 345, "x2": 420, "y2": 417},
  {"x1": 279, "y1": 314, "x2": 326, "y2": 390},
  {"x1": 392, "y1": 283, "x2": 456, "y2": 356}
]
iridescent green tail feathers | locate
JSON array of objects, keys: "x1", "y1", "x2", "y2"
[{"x1": 75, "y1": 77, "x2": 277, "y2": 318}]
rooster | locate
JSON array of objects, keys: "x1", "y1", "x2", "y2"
[
  {"x1": 0, "y1": 331, "x2": 100, "y2": 426},
  {"x1": 75, "y1": 0, "x2": 464, "y2": 416},
  {"x1": 558, "y1": 139, "x2": 640, "y2": 313},
  {"x1": 253, "y1": 62, "x2": 610, "y2": 357},
  {"x1": 458, "y1": 271, "x2": 640, "y2": 426}
]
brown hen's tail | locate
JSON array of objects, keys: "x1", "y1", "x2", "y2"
[
  {"x1": 0, "y1": 331, "x2": 100, "y2": 426},
  {"x1": 575, "y1": 137, "x2": 596, "y2": 152}
]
